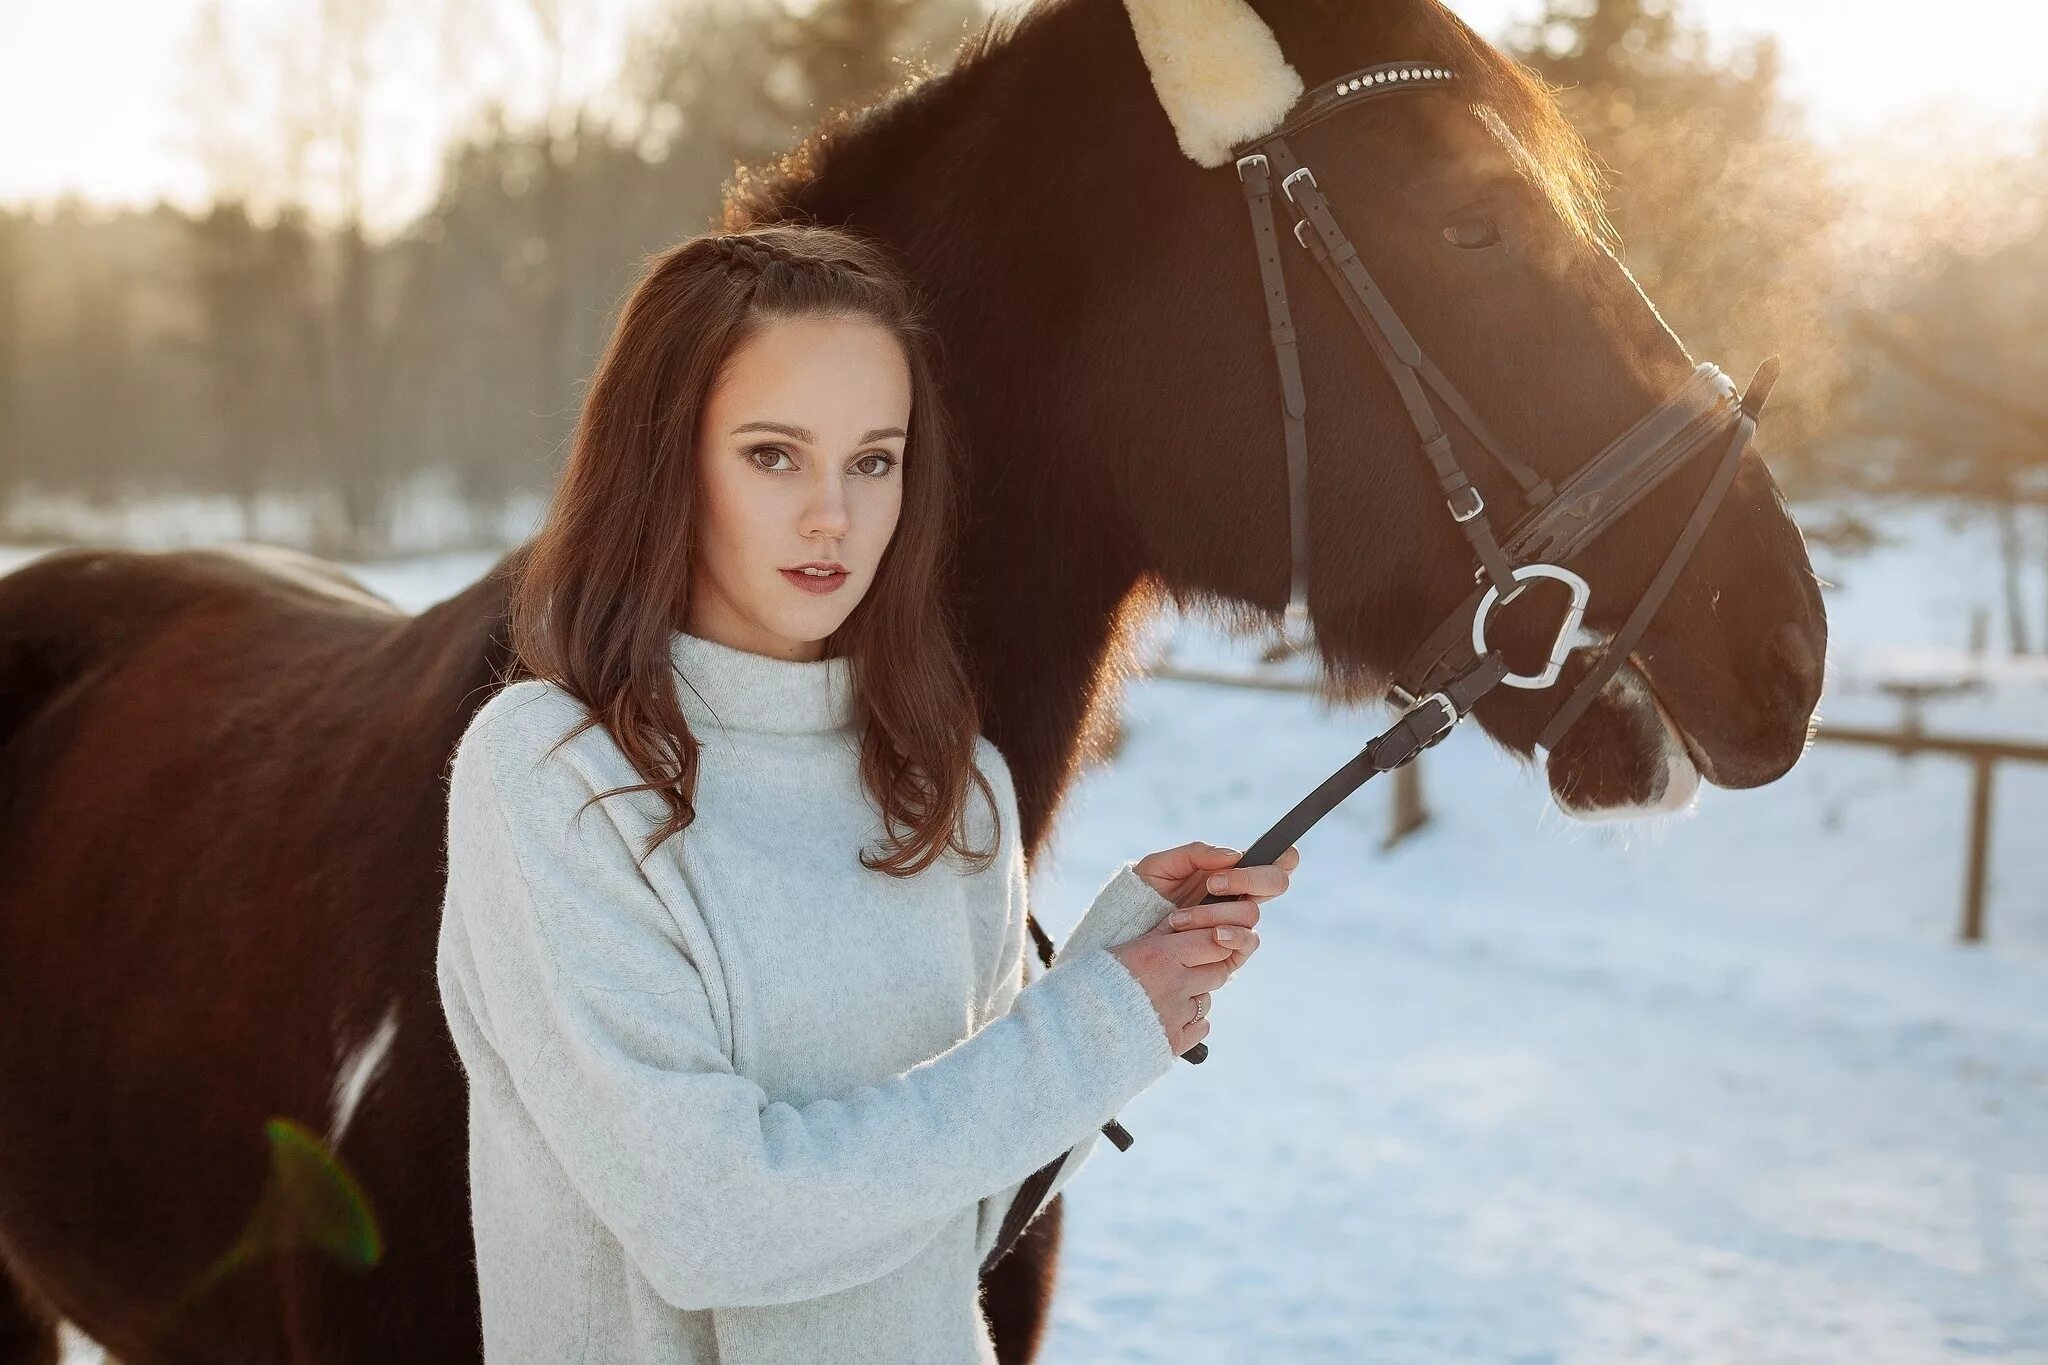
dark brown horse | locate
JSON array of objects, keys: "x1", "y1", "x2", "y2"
[{"x1": 0, "y1": 0, "x2": 1825, "y2": 1360}]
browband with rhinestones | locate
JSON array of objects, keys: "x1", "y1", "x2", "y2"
[{"x1": 1236, "y1": 62, "x2": 1460, "y2": 153}]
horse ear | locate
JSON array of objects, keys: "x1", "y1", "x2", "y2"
[{"x1": 1122, "y1": 0, "x2": 1305, "y2": 168}]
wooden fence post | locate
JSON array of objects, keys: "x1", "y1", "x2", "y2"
[
  {"x1": 1961, "y1": 754, "x2": 1994, "y2": 943},
  {"x1": 1383, "y1": 758, "x2": 1428, "y2": 850}
]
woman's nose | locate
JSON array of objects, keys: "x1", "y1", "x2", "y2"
[{"x1": 803, "y1": 479, "x2": 852, "y2": 538}]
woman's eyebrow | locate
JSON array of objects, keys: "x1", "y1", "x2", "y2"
[{"x1": 729, "y1": 420, "x2": 906, "y2": 443}]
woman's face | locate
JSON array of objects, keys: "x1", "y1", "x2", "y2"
[{"x1": 688, "y1": 313, "x2": 910, "y2": 662}]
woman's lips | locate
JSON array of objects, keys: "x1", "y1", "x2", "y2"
[{"x1": 781, "y1": 568, "x2": 848, "y2": 595}]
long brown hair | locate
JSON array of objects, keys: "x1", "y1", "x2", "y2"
[{"x1": 506, "y1": 222, "x2": 997, "y2": 878}]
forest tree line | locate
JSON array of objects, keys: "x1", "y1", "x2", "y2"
[{"x1": 0, "y1": 0, "x2": 2043, "y2": 595}]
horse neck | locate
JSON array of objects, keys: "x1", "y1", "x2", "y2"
[{"x1": 789, "y1": 4, "x2": 1159, "y2": 856}]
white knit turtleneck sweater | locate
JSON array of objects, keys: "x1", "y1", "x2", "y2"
[{"x1": 434, "y1": 629, "x2": 1182, "y2": 1364}]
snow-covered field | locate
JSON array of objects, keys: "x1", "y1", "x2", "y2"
[{"x1": 14, "y1": 492, "x2": 2048, "y2": 1363}]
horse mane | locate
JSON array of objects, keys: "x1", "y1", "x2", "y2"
[
  {"x1": 724, "y1": 0, "x2": 1612, "y2": 247},
  {"x1": 720, "y1": 0, "x2": 1074, "y2": 230}
]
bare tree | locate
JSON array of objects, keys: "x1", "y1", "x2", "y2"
[
  {"x1": 1506, "y1": 0, "x2": 1849, "y2": 472},
  {"x1": 0, "y1": 212, "x2": 21, "y2": 519},
  {"x1": 1853, "y1": 307, "x2": 2048, "y2": 653}
]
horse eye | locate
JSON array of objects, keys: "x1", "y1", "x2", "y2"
[{"x1": 1442, "y1": 215, "x2": 1501, "y2": 250}]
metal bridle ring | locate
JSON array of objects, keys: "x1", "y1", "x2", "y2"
[{"x1": 1471, "y1": 563, "x2": 1591, "y2": 689}]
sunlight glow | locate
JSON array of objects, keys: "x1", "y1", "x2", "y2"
[
  {"x1": 1465, "y1": 0, "x2": 2048, "y2": 137},
  {"x1": 3, "y1": 0, "x2": 2044, "y2": 230}
]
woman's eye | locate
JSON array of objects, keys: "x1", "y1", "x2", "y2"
[
  {"x1": 747, "y1": 445, "x2": 794, "y2": 471},
  {"x1": 854, "y1": 453, "x2": 898, "y2": 476},
  {"x1": 1442, "y1": 215, "x2": 1501, "y2": 250}
]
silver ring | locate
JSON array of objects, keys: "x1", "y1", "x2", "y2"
[{"x1": 1192, "y1": 994, "x2": 1207, "y2": 1023}]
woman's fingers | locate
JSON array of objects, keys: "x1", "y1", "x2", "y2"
[
  {"x1": 1168, "y1": 925, "x2": 1261, "y2": 970},
  {"x1": 1170, "y1": 927, "x2": 1232, "y2": 965},
  {"x1": 1137, "y1": 842, "x2": 1285, "y2": 907},
  {"x1": 1134, "y1": 841, "x2": 1240, "y2": 887},
  {"x1": 1160, "y1": 895, "x2": 1266, "y2": 974},
  {"x1": 1135, "y1": 842, "x2": 1303, "y2": 909},
  {"x1": 1200, "y1": 861, "x2": 1290, "y2": 903},
  {"x1": 1165, "y1": 900, "x2": 1262, "y2": 933},
  {"x1": 1163, "y1": 946, "x2": 1233, "y2": 994}
]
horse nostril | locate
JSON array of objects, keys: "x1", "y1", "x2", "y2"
[{"x1": 1771, "y1": 621, "x2": 1822, "y2": 702}]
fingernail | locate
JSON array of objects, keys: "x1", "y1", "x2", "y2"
[
  {"x1": 1169, "y1": 910, "x2": 1191, "y2": 928},
  {"x1": 1207, "y1": 873, "x2": 1228, "y2": 892},
  {"x1": 1216, "y1": 847, "x2": 1239, "y2": 857},
  {"x1": 1215, "y1": 927, "x2": 1237, "y2": 945}
]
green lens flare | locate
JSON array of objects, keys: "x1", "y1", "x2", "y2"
[{"x1": 192, "y1": 1117, "x2": 384, "y2": 1297}]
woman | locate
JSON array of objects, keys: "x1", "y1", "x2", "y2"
[{"x1": 434, "y1": 223, "x2": 1298, "y2": 1363}]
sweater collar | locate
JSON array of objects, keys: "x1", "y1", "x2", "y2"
[{"x1": 667, "y1": 629, "x2": 856, "y2": 736}]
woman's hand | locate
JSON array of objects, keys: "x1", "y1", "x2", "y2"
[
  {"x1": 1107, "y1": 841, "x2": 1298, "y2": 1055},
  {"x1": 1135, "y1": 839, "x2": 1296, "y2": 971}
]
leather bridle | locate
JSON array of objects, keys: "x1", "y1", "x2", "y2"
[
  {"x1": 1235, "y1": 60, "x2": 1777, "y2": 757},
  {"x1": 983, "y1": 59, "x2": 1780, "y2": 1277}
]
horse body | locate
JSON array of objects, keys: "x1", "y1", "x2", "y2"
[
  {"x1": 0, "y1": 1, "x2": 1826, "y2": 1360},
  {"x1": 0, "y1": 544, "x2": 518, "y2": 1361}
]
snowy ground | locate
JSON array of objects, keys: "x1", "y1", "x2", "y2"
[
  {"x1": 1032, "y1": 643, "x2": 2048, "y2": 1363},
  {"x1": 15, "y1": 491, "x2": 2048, "y2": 1363}
]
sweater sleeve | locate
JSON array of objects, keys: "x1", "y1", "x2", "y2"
[
  {"x1": 437, "y1": 716, "x2": 1178, "y2": 1312},
  {"x1": 969, "y1": 751, "x2": 1184, "y2": 1265}
]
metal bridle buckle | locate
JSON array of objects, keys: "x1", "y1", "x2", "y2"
[
  {"x1": 1401, "y1": 689, "x2": 1459, "y2": 747},
  {"x1": 1448, "y1": 484, "x2": 1484, "y2": 522},
  {"x1": 1281, "y1": 167, "x2": 1317, "y2": 203},
  {"x1": 1235, "y1": 153, "x2": 1269, "y2": 181},
  {"x1": 1470, "y1": 563, "x2": 1591, "y2": 690}
]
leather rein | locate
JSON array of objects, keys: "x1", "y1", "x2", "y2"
[{"x1": 985, "y1": 59, "x2": 1780, "y2": 1275}]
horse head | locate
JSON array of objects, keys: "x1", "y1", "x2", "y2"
[{"x1": 743, "y1": 0, "x2": 1828, "y2": 833}]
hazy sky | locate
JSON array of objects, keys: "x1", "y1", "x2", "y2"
[{"x1": 4, "y1": 0, "x2": 2043, "y2": 232}]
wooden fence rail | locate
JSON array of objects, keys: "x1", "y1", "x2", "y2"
[
  {"x1": 1145, "y1": 662, "x2": 2047, "y2": 943},
  {"x1": 1806, "y1": 724, "x2": 2048, "y2": 942}
]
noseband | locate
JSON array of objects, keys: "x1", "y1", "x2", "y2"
[{"x1": 983, "y1": 60, "x2": 1781, "y2": 1277}]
